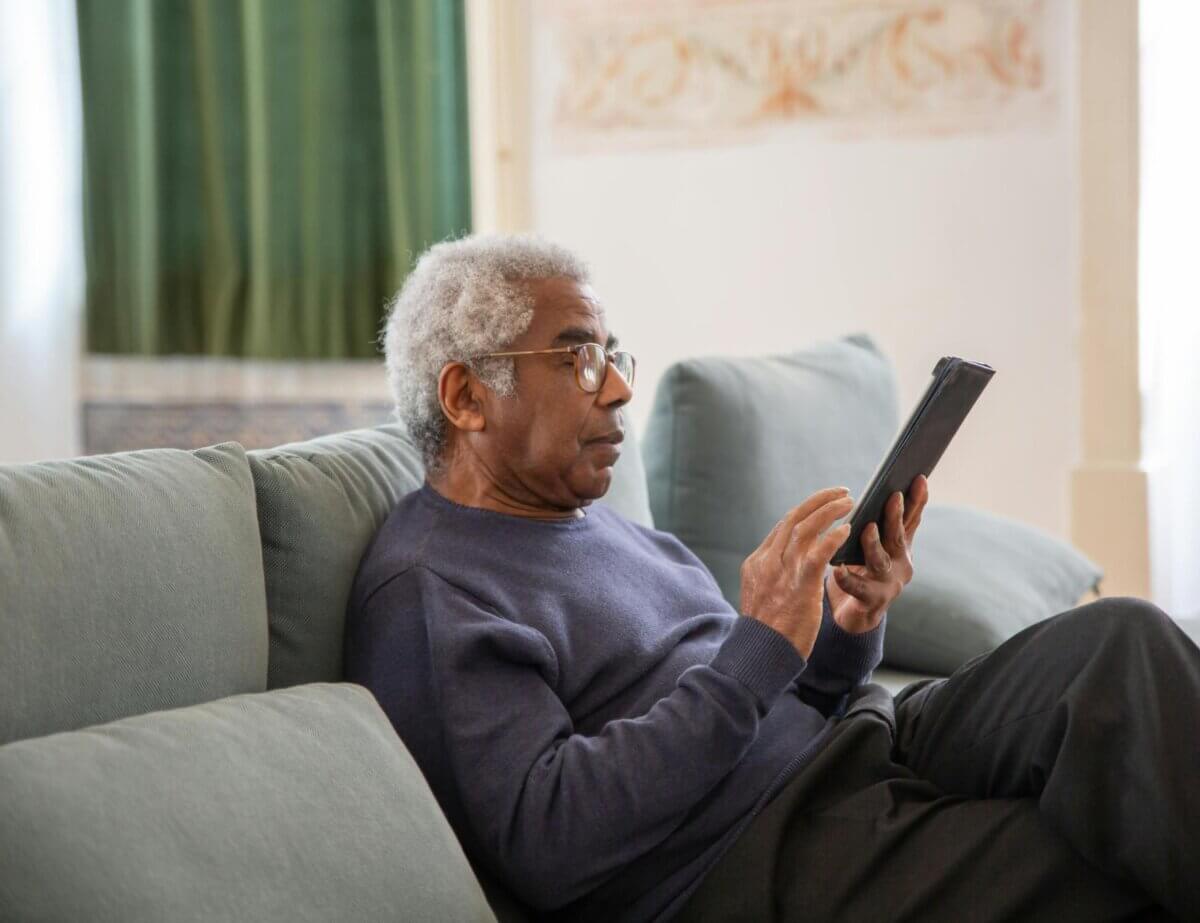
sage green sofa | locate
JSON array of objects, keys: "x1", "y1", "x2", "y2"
[
  {"x1": 1, "y1": 338, "x2": 1119, "y2": 921},
  {"x1": 0, "y1": 420, "x2": 661, "y2": 922}
]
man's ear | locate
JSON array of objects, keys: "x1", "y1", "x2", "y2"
[{"x1": 437, "y1": 362, "x2": 487, "y2": 435}]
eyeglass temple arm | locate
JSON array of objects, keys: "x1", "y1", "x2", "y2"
[{"x1": 471, "y1": 347, "x2": 583, "y2": 360}]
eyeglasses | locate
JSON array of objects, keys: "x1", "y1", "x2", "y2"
[{"x1": 470, "y1": 343, "x2": 636, "y2": 393}]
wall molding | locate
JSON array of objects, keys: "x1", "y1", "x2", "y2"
[
  {"x1": 465, "y1": 0, "x2": 533, "y2": 232},
  {"x1": 1071, "y1": 0, "x2": 1148, "y2": 598},
  {"x1": 546, "y1": 0, "x2": 1056, "y2": 150}
]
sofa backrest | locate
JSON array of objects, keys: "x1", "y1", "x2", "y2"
[
  {"x1": 0, "y1": 443, "x2": 268, "y2": 745},
  {"x1": 249, "y1": 422, "x2": 655, "y2": 691}
]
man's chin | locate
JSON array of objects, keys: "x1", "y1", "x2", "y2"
[{"x1": 567, "y1": 465, "x2": 614, "y2": 504}]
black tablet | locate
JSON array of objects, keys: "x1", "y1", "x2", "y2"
[{"x1": 831, "y1": 356, "x2": 995, "y2": 566}]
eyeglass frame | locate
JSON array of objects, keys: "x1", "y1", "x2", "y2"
[{"x1": 467, "y1": 343, "x2": 636, "y2": 393}]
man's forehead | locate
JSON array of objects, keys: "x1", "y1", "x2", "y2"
[
  {"x1": 530, "y1": 278, "x2": 602, "y2": 313},
  {"x1": 526, "y1": 279, "x2": 614, "y2": 344}
]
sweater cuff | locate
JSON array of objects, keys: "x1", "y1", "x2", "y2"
[
  {"x1": 710, "y1": 616, "x2": 807, "y2": 707},
  {"x1": 815, "y1": 590, "x2": 886, "y2": 679}
]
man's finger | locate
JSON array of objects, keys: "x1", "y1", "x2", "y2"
[
  {"x1": 785, "y1": 495, "x2": 854, "y2": 557},
  {"x1": 904, "y1": 476, "x2": 929, "y2": 536},
  {"x1": 760, "y1": 517, "x2": 789, "y2": 554},
  {"x1": 782, "y1": 494, "x2": 859, "y2": 556},
  {"x1": 766, "y1": 487, "x2": 850, "y2": 555},
  {"x1": 862, "y1": 522, "x2": 892, "y2": 575},
  {"x1": 833, "y1": 564, "x2": 881, "y2": 605},
  {"x1": 907, "y1": 506, "x2": 924, "y2": 544},
  {"x1": 883, "y1": 491, "x2": 906, "y2": 555},
  {"x1": 820, "y1": 521, "x2": 854, "y2": 562}
]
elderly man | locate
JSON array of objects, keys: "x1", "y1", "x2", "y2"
[{"x1": 344, "y1": 235, "x2": 1196, "y2": 923}]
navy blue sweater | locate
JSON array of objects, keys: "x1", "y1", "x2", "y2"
[{"x1": 344, "y1": 484, "x2": 885, "y2": 922}]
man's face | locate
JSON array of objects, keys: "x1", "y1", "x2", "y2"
[{"x1": 478, "y1": 276, "x2": 633, "y2": 510}]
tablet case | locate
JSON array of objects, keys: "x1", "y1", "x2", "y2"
[{"x1": 831, "y1": 356, "x2": 995, "y2": 566}]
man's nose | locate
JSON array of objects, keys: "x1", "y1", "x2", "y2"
[{"x1": 599, "y1": 361, "x2": 633, "y2": 408}]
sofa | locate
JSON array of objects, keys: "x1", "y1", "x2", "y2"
[{"x1": 1, "y1": 337, "x2": 1139, "y2": 921}]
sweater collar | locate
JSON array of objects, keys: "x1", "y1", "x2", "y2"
[{"x1": 417, "y1": 482, "x2": 598, "y2": 531}]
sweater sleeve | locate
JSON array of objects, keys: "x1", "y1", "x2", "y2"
[
  {"x1": 400, "y1": 565, "x2": 805, "y2": 911},
  {"x1": 794, "y1": 575, "x2": 886, "y2": 715}
]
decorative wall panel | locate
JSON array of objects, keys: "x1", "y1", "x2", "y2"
[{"x1": 546, "y1": 0, "x2": 1055, "y2": 148}]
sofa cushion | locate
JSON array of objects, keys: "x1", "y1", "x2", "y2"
[
  {"x1": 0, "y1": 683, "x2": 497, "y2": 923},
  {"x1": 643, "y1": 334, "x2": 899, "y2": 601},
  {"x1": 0, "y1": 443, "x2": 267, "y2": 745},
  {"x1": 248, "y1": 425, "x2": 423, "y2": 689},
  {"x1": 883, "y1": 504, "x2": 1102, "y2": 674},
  {"x1": 250, "y1": 422, "x2": 653, "y2": 690}
]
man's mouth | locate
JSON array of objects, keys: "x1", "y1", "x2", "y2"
[{"x1": 587, "y1": 430, "x2": 625, "y2": 445}]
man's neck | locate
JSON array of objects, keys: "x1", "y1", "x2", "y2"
[{"x1": 427, "y1": 458, "x2": 585, "y2": 521}]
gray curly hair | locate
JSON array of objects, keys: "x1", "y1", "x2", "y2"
[{"x1": 382, "y1": 233, "x2": 590, "y2": 468}]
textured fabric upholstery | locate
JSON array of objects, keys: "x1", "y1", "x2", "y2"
[
  {"x1": 250, "y1": 422, "x2": 652, "y2": 690},
  {"x1": 882, "y1": 504, "x2": 1102, "y2": 673},
  {"x1": 248, "y1": 425, "x2": 424, "y2": 689},
  {"x1": 0, "y1": 443, "x2": 267, "y2": 745},
  {"x1": 0, "y1": 683, "x2": 497, "y2": 923}
]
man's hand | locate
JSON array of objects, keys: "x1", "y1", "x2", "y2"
[
  {"x1": 826, "y1": 475, "x2": 929, "y2": 634},
  {"x1": 740, "y1": 487, "x2": 856, "y2": 661}
]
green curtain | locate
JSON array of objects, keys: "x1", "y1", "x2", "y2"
[{"x1": 76, "y1": 0, "x2": 471, "y2": 359}]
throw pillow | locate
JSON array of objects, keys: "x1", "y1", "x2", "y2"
[
  {"x1": 248, "y1": 425, "x2": 423, "y2": 689},
  {"x1": 0, "y1": 683, "x2": 496, "y2": 923},
  {"x1": 884, "y1": 504, "x2": 1102, "y2": 674}
]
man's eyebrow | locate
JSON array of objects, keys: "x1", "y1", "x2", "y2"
[{"x1": 551, "y1": 326, "x2": 617, "y2": 348}]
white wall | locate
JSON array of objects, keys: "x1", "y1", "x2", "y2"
[{"x1": 528, "y1": 4, "x2": 1079, "y2": 540}]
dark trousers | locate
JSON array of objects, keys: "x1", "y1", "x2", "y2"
[{"x1": 674, "y1": 597, "x2": 1199, "y2": 922}]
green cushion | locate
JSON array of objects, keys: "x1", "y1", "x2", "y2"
[
  {"x1": 250, "y1": 422, "x2": 652, "y2": 690},
  {"x1": 0, "y1": 443, "x2": 267, "y2": 745},
  {"x1": 643, "y1": 335, "x2": 899, "y2": 603},
  {"x1": 884, "y1": 504, "x2": 1102, "y2": 674},
  {"x1": 248, "y1": 425, "x2": 423, "y2": 689},
  {"x1": 0, "y1": 683, "x2": 497, "y2": 923}
]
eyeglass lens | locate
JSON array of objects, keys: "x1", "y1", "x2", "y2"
[{"x1": 575, "y1": 344, "x2": 635, "y2": 393}]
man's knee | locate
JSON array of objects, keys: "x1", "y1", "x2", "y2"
[{"x1": 1060, "y1": 596, "x2": 1172, "y2": 643}]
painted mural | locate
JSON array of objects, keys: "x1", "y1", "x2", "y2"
[{"x1": 546, "y1": 0, "x2": 1055, "y2": 148}]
